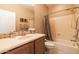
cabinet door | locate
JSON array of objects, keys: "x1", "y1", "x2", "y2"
[
  {"x1": 35, "y1": 37, "x2": 45, "y2": 54},
  {"x1": 5, "y1": 42, "x2": 34, "y2": 54}
]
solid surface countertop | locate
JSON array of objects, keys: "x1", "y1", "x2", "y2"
[{"x1": 0, "y1": 33, "x2": 45, "y2": 53}]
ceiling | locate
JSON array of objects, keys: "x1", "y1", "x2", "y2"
[
  {"x1": 20, "y1": 4, "x2": 78, "y2": 13},
  {"x1": 20, "y1": 4, "x2": 59, "y2": 11},
  {"x1": 45, "y1": 4, "x2": 57, "y2": 7},
  {"x1": 45, "y1": 4, "x2": 77, "y2": 9},
  {"x1": 20, "y1": 4, "x2": 56, "y2": 10},
  {"x1": 19, "y1": 4, "x2": 34, "y2": 12}
]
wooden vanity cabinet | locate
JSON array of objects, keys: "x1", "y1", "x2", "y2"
[
  {"x1": 3, "y1": 37, "x2": 45, "y2": 54},
  {"x1": 5, "y1": 41, "x2": 34, "y2": 54},
  {"x1": 34, "y1": 37, "x2": 45, "y2": 54}
]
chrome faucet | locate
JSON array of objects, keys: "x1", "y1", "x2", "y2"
[
  {"x1": 8, "y1": 32, "x2": 14, "y2": 38},
  {"x1": 70, "y1": 40, "x2": 77, "y2": 42},
  {"x1": 71, "y1": 16, "x2": 79, "y2": 48},
  {"x1": 76, "y1": 42, "x2": 79, "y2": 48},
  {"x1": 71, "y1": 39, "x2": 79, "y2": 48},
  {"x1": 8, "y1": 32, "x2": 12, "y2": 37}
]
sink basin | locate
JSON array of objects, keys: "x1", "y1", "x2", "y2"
[
  {"x1": 19, "y1": 35, "x2": 33, "y2": 39},
  {"x1": 13, "y1": 35, "x2": 34, "y2": 40},
  {"x1": 13, "y1": 36, "x2": 23, "y2": 40}
]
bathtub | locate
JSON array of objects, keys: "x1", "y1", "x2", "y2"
[{"x1": 46, "y1": 39, "x2": 79, "y2": 54}]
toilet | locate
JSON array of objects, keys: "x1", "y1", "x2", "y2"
[
  {"x1": 45, "y1": 40, "x2": 55, "y2": 48},
  {"x1": 45, "y1": 40, "x2": 56, "y2": 53}
]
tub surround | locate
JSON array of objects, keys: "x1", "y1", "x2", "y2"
[{"x1": 0, "y1": 33, "x2": 45, "y2": 54}]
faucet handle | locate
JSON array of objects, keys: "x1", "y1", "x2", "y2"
[{"x1": 70, "y1": 40, "x2": 77, "y2": 42}]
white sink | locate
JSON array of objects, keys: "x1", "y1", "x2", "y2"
[
  {"x1": 13, "y1": 35, "x2": 34, "y2": 40},
  {"x1": 12, "y1": 36, "x2": 23, "y2": 40}
]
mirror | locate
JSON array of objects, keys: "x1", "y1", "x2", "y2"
[
  {"x1": 0, "y1": 9, "x2": 16, "y2": 34},
  {"x1": 0, "y1": 4, "x2": 35, "y2": 38}
]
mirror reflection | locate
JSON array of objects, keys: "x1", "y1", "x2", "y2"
[{"x1": 0, "y1": 4, "x2": 34, "y2": 38}]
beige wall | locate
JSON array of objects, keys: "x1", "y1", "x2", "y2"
[
  {"x1": 34, "y1": 4, "x2": 48, "y2": 33},
  {"x1": 48, "y1": 4, "x2": 79, "y2": 40},
  {"x1": 0, "y1": 4, "x2": 34, "y2": 31}
]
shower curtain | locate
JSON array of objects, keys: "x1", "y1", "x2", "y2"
[{"x1": 43, "y1": 15, "x2": 53, "y2": 41}]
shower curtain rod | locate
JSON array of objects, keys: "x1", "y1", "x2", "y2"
[{"x1": 45, "y1": 7, "x2": 79, "y2": 16}]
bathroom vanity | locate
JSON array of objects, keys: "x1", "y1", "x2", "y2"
[
  {"x1": 4, "y1": 41, "x2": 34, "y2": 54},
  {"x1": 0, "y1": 33, "x2": 45, "y2": 54}
]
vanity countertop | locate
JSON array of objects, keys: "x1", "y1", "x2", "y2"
[{"x1": 0, "y1": 33, "x2": 45, "y2": 53}]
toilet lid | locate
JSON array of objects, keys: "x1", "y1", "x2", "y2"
[{"x1": 45, "y1": 41, "x2": 55, "y2": 47}]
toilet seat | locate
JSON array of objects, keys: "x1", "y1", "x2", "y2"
[{"x1": 45, "y1": 41, "x2": 55, "y2": 48}]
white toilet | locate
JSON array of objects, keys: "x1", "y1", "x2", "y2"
[
  {"x1": 45, "y1": 40, "x2": 55, "y2": 48},
  {"x1": 45, "y1": 40, "x2": 55, "y2": 53}
]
